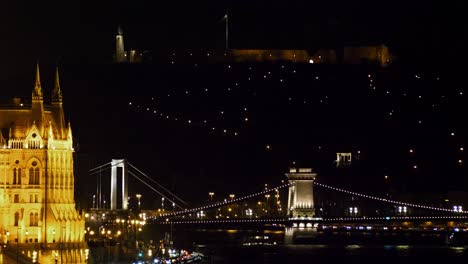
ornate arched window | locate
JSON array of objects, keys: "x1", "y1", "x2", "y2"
[
  {"x1": 13, "y1": 168, "x2": 17, "y2": 184},
  {"x1": 29, "y1": 161, "x2": 40, "y2": 185},
  {"x1": 30, "y1": 212, "x2": 39, "y2": 226},
  {"x1": 17, "y1": 168, "x2": 21, "y2": 184},
  {"x1": 12, "y1": 168, "x2": 22, "y2": 185},
  {"x1": 29, "y1": 168, "x2": 33, "y2": 184},
  {"x1": 34, "y1": 168, "x2": 39, "y2": 184},
  {"x1": 14, "y1": 212, "x2": 19, "y2": 226}
]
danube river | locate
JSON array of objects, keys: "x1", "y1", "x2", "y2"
[{"x1": 1, "y1": 227, "x2": 468, "y2": 263}]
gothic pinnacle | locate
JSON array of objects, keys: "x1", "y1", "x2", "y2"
[
  {"x1": 33, "y1": 61, "x2": 43, "y2": 100},
  {"x1": 52, "y1": 66, "x2": 63, "y2": 102}
]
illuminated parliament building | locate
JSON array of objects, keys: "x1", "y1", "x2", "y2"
[{"x1": 0, "y1": 64, "x2": 84, "y2": 244}]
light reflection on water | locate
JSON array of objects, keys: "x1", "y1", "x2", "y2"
[
  {"x1": 21, "y1": 248, "x2": 89, "y2": 264},
  {"x1": 8, "y1": 228, "x2": 466, "y2": 263},
  {"x1": 450, "y1": 246, "x2": 467, "y2": 256}
]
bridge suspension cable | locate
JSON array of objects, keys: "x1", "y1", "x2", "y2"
[
  {"x1": 127, "y1": 171, "x2": 185, "y2": 210},
  {"x1": 314, "y1": 181, "x2": 468, "y2": 214},
  {"x1": 127, "y1": 162, "x2": 189, "y2": 207},
  {"x1": 88, "y1": 160, "x2": 126, "y2": 176},
  {"x1": 89, "y1": 160, "x2": 188, "y2": 209},
  {"x1": 150, "y1": 182, "x2": 293, "y2": 220}
]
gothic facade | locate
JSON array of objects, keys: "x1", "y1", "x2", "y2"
[{"x1": 0, "y1": 64, "x2": 84, "y2": 244}]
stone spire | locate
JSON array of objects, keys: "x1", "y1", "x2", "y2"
[
  {"x1": 52, "y1": 66, "x2": 63, "y2": 103},
  {"x1": 67, "y1": 122, "x2": 73, "y2": 149},
  {"x1": 31, "y1": 62, "x2": 45, "y2": 131},
  {"x1": 32, "y1": 62, "x2": 43, "y2": 101},
  {"x1": 67, "y1": 122, "x2": 73, "y2": 140}
]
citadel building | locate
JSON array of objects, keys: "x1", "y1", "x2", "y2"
[{"x1": 0, "y1": 64, "x2": 84, "y2": 244}]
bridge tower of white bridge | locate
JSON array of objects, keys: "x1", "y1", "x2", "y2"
[
  {"x1": 111, "y1": 159, "x2": 128, "y2": 210},
  {"x1": 286, "y1": 168, "x2": 317, "y2": 218}
]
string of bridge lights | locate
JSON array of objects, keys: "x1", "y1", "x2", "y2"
[
  {"x1": 156, "y1": 219, "x2": 286, "y2": 225},
  {"x1": 148, "y1": 182, "x2": 293, "y2": 220},
  {"x1": 313, "y1": 181, "x2": 468, "y2": 214},
  {"x1": 321, "y1": 215, "x2": 468, "y2": 222},
  {"x1": 147, "y1": 179, "x2": 468, "y2": 222},
  {"x1": 156, "y1": 215, "x2": 468, "y2": 225}
]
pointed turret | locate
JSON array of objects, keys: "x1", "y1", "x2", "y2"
[
  {"x1": 67, "y1": 122, "x2": 74, "y2": 150},
  {"x1": 51, "y1": 66, "x2": 66, "y2": 138},
  {"x1": 48, "y1": 121, "x2": 54, "y2": 141},
  {"x1": 32, "y1": 62, "x2": 43, "y2": 101},
  {"x1": 67, "y1": 122, "x2": 73, "y2": 139},
  {"x1": 31, "y1": 62, "x2": 45, "y2": 131},
  {"x1": 0, "y1": 130, "x2": 5, "y2": 147},
  {"x1": 52, "y1": 66, "x2": 63, "y2": 103}
]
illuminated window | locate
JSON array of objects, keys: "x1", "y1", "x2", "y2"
[
  {"x1": 29, "y1": 163, "x2": 40, "y2": 185},
  {"x1": 30, "y1": 212, "x2": 39, "y2": 226},
  {"x1": 14, "y1": 212, "x2": 19, "y2": 226},
  {"x1": 13, "y1": 168, "x2": 21, "y2": 185}
]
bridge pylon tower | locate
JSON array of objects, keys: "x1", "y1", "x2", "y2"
[
  {"x1": 111, "y1": 159, "x2": 128, "y2": 210},
  {"x1": 286, "y1": 168, "x2": 317, "y2": 218}
]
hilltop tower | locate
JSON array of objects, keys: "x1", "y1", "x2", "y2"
[
  {"x1": 0, "y1": 64, "x2": 85, "y2": 244},
  {"x1": 115, "y1": 26, "x2": 127, "y2": 63}
]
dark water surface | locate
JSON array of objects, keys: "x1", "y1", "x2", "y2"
[
  {"x1": 168, "y1": 227, "x2": 468, "y2": 264},
  {"x1": 5, "y1": 227, "x2": 467, "y2": 263}
]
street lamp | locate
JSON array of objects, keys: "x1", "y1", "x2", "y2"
[
  {"x1": 25, "y1": 230, "x2": 29, "y2": 243},
  {"x1": 209, "y1": 192, "x2": 214, "y2": 201},
  {"x1": 349, "y1": 207, "x2": 358, "y2": 216},
  {"x1": 136, "y1": 194, "x2": 142, "y2": 210},
  {"x1": 246, "y1": 209, "x2": 253, "y2": 218},
  {"x1": 398, "y1": 206, "x2": 408, "y2": 215}
]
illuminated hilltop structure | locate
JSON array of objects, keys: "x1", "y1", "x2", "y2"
[
  {"x1": 230, "y1": 45, "x2": 391, "y2": 66},
  {"x1": 0, "y1": 64, "x2": 85, "y2": 244},
  {"x1": 113, "y1": 24, "x2": 391, "y2": 66},
  {"x1": 114, "y1": 26, "x2": 147, "y2": 63}
]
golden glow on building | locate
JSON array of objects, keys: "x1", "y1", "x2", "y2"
[{"x1": 0, "y1": 64, "x2": 84, "y2": 244}]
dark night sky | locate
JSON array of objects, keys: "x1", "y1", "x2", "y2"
[
  {"x1": 1, "y1": 0, "x2": 467, "y2": 209},
  {"x1": 1, "y1": 0, "x2": 466, "y2": 69}
]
